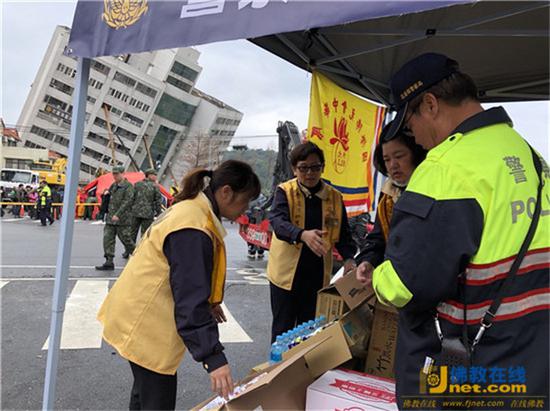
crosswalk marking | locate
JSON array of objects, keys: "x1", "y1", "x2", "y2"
[
  {"x1": 43, "y1": 280, "x2": 108, "y2": 350},
  {"x1": 0, "y1": 281, "x2": 8, "y2": 290},
  {"x1": 218, "y1": 302, "x2": 253, "y2": 343},
  {"x1": 37, "y1": 281, "x2": 251, "y2": 349}
]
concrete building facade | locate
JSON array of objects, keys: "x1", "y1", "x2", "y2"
[{"x1": 17, "y1": 25, "x2": 242, "y2": 185}]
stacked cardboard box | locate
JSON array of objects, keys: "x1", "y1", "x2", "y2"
[
  {"x1": 364, "y1": 302, "x2": 399, "y2": 379},
  {"x1": 315, "y1": 271, "x2": 375, "y2": 321},
  {"x1": 306, "y1": 368, "x2": 398, "y2": 411}
]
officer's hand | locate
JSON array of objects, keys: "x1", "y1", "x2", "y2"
[
  {"x1": 111, "y1": 215, "x2": 119, "y2": 222},
  {"x1": 356, "y1": 261, "x2": 374, "y2": 287},
  {"x1": 343, "y1": 259, "x2": 357, "y2": 275},
  {"x1": 211, "y1": 304, "x2": 227, "y2": 323},
  {"x1": 210, "y1": 364, "x2": 234, "y2": 400},
  {"x1": 301, "y1": 229, "x2": 329, "y2": 257}
]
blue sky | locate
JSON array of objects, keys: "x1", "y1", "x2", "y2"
[{"x1": 1, "y1": 1, "x2": 548, "y2": 157}]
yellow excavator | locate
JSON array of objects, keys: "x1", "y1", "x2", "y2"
[{"x1": 30, "y1": 158, "x2": 67, "y2": 188}]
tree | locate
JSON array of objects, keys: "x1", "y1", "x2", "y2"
[
  {"x1": 167, "y1": 132, "x2": 227, "y2": 185},
  {"x1": 223, "y1": 148, "x2": 277, "y2": 195}
]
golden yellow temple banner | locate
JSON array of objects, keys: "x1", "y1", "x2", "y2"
[{"x1": 307, "y1": 72, "x2": 386, "y2": 215}]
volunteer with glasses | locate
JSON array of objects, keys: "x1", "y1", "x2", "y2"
[
  {"x1": 267, "y1": 142, "x2": 356, "y2": 343},
  {"x1": 355, "y1": 121, "x2": 426, "y2": 286}
]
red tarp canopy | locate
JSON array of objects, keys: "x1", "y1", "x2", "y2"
[{"x1": 83, "y1": 172, "x2": 173, "y2": 205}]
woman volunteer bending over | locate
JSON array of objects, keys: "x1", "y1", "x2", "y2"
[
  {"x1": 356, "y1": 121, "x2": 426, "y2": 284},
  {"x1": 98, "y1": 160, "x2": 260, "y2": 410}
]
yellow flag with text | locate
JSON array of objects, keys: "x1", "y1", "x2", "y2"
[{"x1": 307, "y1": 72, "x2": 386, "y2": 216}]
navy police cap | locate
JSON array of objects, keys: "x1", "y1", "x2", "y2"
[{"x1": 385, "y1": 53, "x2": 459, "y2": 141}]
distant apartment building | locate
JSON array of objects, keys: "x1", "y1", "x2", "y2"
[
  {"x1": 17, "y1": 25, "x2": 243, "y2": 184},
  {"x1": 1, "y1": 119, "x2": 49, "y2": 169}
]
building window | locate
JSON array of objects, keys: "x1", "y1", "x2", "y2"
[
  {"x1": 121, "y1": 112, "x2": 144, "y2": 128},
  {"x1": 80, "y1": 162, "x2": 98, "y2": 176},
  {"x1": 155, "y1": 93, "x2": 196, "y2": 126},
  {"x1": 114, "y1": 126, "x2": 137, "y2": 141},
  {"x1": 166, "y1": 75, "x2": 192, "y2": 93},
  {"x1": 88, "y1": 131, "x2": 110, "y2": 147},
  {"x1": 114, "y1": 71, "x2": 136, "y2": 88},
  {"x1": 91, "y1": 60, "x2": 110, "y2": 76},
  {"x1": 5, "y1": 159, "x2": 34, "y2": 169},
  {"x1": 50, "y1": 78, "x2": 74, "y2": 96},
  {"x1": 141, "y1": 125, "x2": 178, "y2": 169},
  {"x1": 31, "y1": 125, "x2": 53, "y2": 140},
  {"x1": 93, "y1": 117, "x2": 107, "y2": 129},
  {"x1": 54, "y1": 135, "x2": 70, "y2": 147},
  {"x1": 87, "y1": 95, "x2": 97, "y2": 104},
  {"x1": 44, "y1": 95, "x2": 67, "y2": 110},
  {"x1": 170, "y1": 61, "x2": 199, "y2": 83},
  {"x1": 24, "y1": 141, "x2": 46, "y2": 149},
  {"x1": 136, "y1": 82, "x2": 158, "y2": 98},
  {"x1": 82, "y1": 146, "x2": 104, "y2": 161}
]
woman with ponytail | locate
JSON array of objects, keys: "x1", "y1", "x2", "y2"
[{"x1": 98, "y1": 160, "x2": 260, "y2": 409}]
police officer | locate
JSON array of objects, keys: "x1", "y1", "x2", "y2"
[
  {"x1": 130, "y1": 168, "x2": 162, "y2": 242},
  {"x1": 95, "y1": 166, "x2": 136, "y2": 271},
  {"x1": 38, "y1": 180, "x2": 54, "y2": 226},
  {"x1": 356, "y1": 53, "x2": 549, "y2": 410}
]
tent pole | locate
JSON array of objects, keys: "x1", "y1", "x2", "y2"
[{"x1": 42, "y1": 57, "x2": 90, "y2": 411}]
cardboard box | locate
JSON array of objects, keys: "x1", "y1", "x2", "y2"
[
  {"x1": 306, "y1": 368, "x2": 398, "y2": 411},
  {"x1": 193, "y1": 343, "x2": 321, "y2": 411},
  {"x1": 339, "y1": 301, "x2": 373, "y2": 348},
  {"x1": 281, "y1": 320, "x2": 352, "y2": 378},
  {"x1": 316, "y1": 272, "x2": 374, "y2": 322},
  {"x1": 364, "y1": 302, "x2": 399, "y2": 380},
  {"x1": 249, "y1": 361, "x2": 270, "y2": 375}
]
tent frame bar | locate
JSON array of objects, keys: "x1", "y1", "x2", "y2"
[
  {"x1": 312, "y1": 31, "x2": 388, "y2": 105},
  {"x1": 275, "y1": 33, "x2": 311, "y2": 65},
  {"x1": 487, "y1": 79, "x2": 549, "y2": 94},
  {"x1": 314, "y1": 64, "x2": 389, "y2": 90},
  {"x1": 319, "y1": 28, "x2": 547, "y2": 38},
  {"x1": 42, "y1": 57, "x2": 91, "y2": 411},
  {"x1": 315, "y1": 2, "x2": 548, "y2": 66}
]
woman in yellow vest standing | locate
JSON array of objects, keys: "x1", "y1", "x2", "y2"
[
  {"x1": 267, "y1": 142, "x2": 356, "y2": 342},
  {"x1": 97, "y1": 160, "x2": 260, "y2": 410},
  {"x1": 355, "y1": 121, "x2": 426, "y2": 281}
]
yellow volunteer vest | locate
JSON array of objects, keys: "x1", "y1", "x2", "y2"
[
  {"x1": 267, "y1": 179, "x2": 343, "y2": 290},
  {"x1": 97, "y1": 192, "x2": 227, "y2": 375}
]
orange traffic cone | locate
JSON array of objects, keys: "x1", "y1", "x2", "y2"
[{"x1": 19, "y1": 205, "x2": 25, "y2": 218}]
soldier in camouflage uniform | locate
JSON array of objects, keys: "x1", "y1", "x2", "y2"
[
  {"x1": 95, "y1": 166, "x2": 136, "y2": 271},
  {"x1": 131, "y1": 168, "x2": 163, "y2": 241}
]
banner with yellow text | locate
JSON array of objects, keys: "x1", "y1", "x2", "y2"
[{"x1": 307, "y1": 72, "x2": 386, "y2": 216}]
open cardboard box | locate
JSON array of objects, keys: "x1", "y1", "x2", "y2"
[
  {"x1": 316, "y1": 272, "x2": 375, "y2": 322},
  {"x1": 193, "y1": 341, "x2": 325, "y2": 411},
  {"x1": 280, "y1": 299, "x2": 373, "y2": 378}
]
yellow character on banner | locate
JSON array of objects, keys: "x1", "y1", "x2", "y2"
[
  {"x1": 103, "y1": 0, "x2": 148, "y2": 29},
  {"x1": 307, "y1": 71, "x2": 386, "y2": 214}
]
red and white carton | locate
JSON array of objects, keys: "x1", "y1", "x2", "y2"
[{"x1": 306, "y1": 368, "x2": 398, "y2": 411}]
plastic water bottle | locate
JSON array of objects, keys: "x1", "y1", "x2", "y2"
[
  {"x1": 269, "y1": 336, "x2": 284, "y2": 364},
  {"x1": 319, "y1": 315, "x2": 327, "y2": 327},
  {"x1": 281, "y1": 332, "x2": 291, "y2": 353}
]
